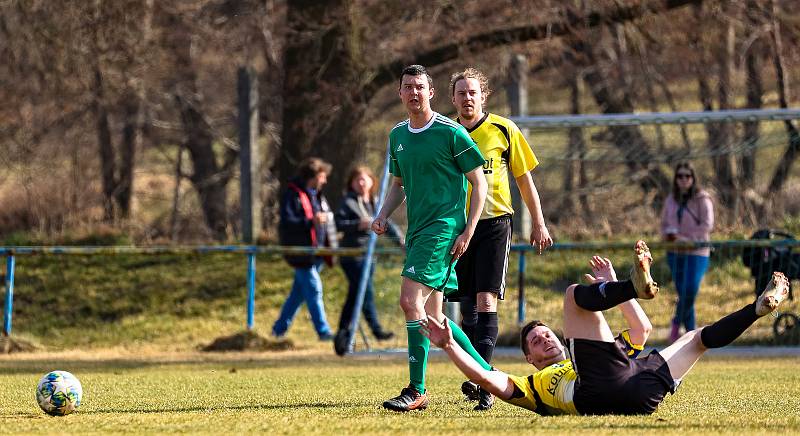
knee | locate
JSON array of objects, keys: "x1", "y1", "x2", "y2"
[
  {"x1": 564, "y1": 284, "x2": 578, "y2": 307},
  {"x1": 682, "y1": 327, "x2": 708, "y2": 350},
  {"x1": 476, "y1": 293, "x2": 497, "y2": 312},
  {"x1": 399, "y1": 295, "x2": 421, "y2": 315}
]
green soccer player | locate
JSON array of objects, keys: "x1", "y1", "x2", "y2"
[
  {"x1": 422, "y1": 241, "x2": 791, "y2": 415},
  {"x1": 372, "y1": 64, "x2": 490, "y2": 412}
]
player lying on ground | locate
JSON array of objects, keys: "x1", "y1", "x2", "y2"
[{"x1": 422, "y1": 240, "x2": 791, "y2": 415}]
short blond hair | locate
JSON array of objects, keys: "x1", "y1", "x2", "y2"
[{"x1": 449, "y1": 67, "x2": 491, "y2": 98}]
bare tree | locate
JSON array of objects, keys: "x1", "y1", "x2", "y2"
[{"x1": 766, "y1": 0, "x2": 800, "y2": 194}]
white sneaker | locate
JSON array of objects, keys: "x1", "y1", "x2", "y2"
[
  {"x1": 630, "y1": 240, "x2": 659, "y2": 299},
  {"x1": 755, "y1": 272, "x2": 790, "y2": 317}
]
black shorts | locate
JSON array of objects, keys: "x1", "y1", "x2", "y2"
[
  {"x1": 569, "y1": 336, "x2": 676, "y2": 415},
  {"x1": 452, "y1": 215, "x2": 512, "y2": 300}
]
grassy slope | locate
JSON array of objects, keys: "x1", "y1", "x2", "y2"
[
  {"x1": 0, "y1": 353, "x2": 798, "y2": 434},
  {"x1": 3, "y1": 241, "x2": 798, "y2": 353}
]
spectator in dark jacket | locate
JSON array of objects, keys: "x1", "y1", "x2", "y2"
[
  {"x1": 333, "y1": 166, "x2": 403, "y2": 352},
  {"x1": 272, "y1": 157, "x2": 337, "y2": 340}
]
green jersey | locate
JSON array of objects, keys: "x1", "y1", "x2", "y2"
[{"x1": 389, "y1": 112, "x2": 485, "y2": 239}]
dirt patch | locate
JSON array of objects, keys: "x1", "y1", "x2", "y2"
[
  {"x1": 1, "y1": 335, "x2": 38, "y2": 353},
  {"x1": 200, "y1": 330, "x2": 294, "y2": 352}
]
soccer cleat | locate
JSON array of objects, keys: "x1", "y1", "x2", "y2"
[
  {"x1": 461, "y1": 380, "x2": 479, "y2": 401},
  {"x1": 382, "y1": 385, "x2": 429, "y2": 412},
  {"x1": 473, "y1": 387, "x2": 494, "y2": 411},
  {"x1": 333, "y1": 329, "x2": 351, "y2": 356},
  {"x1": 374, "y1": 330, "x2": 395, "y2": 341},
  {"x1": 630, "y1": 240, "x2": 659, "y2": 299},
  {"x1": 755, "y1": 272, "x2": 790, "y2": 317}
]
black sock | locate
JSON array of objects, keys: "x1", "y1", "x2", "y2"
[
  {"x1": 573, "y1": 280, "x2": 637, "y2": 311},
  {"x1": 460, "y1": 298, "x2": 478, "y2": 343},
  {"x1": 700, "y1": 303, "x2": 759, "y2": 348},
  {"x1": 475, "y1": 312, "x2": 498, "y2": 363}
]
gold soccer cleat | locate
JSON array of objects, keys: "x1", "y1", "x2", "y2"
[
  {"x1": 755, "y1": 272, "x2": 790, "y2": 317},
  {"x1": 630, "y1": 240, "x2": 659, "y2": 299}
]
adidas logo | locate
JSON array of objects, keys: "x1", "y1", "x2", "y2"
[
  {"x1": 406, "y1": 265, "x2": 416, "y2": 274},
  {"x1": 409, "y1": 356, "x2": 418, "y2": 363},
  {"x1": 397, "y1": 144, "x2": 404, "y2": 152}
]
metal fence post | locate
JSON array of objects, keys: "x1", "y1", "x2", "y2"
[
  {"x1": 3, "y1": 255, "x2": 15, "y2": 336},
  {"x1": 517, "y1": 250, "x2": 526, "y2": 326},
  {"x1": 246, "y1": 251, "x2": 256, "y2": 331}
]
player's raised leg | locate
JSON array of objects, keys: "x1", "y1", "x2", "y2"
[
  {"x1": 563, "y1": 256, "x2": 618, "y2": 341},
  {"x1": 569, "y1": 241, "x2": 658, "y2": 313},
  {"x1": 660, "y1": 272, "x2": 790, "y2": 381}
]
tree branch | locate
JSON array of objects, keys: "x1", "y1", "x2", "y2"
[{"x1": 364, "y1": 0, "x2": 704, "y2": 98}]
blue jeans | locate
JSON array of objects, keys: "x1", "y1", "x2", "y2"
[
  {"x1": 667, "y1": 252, "x2": 710, "y2": 331},
  {"x1": 338, "y1": 257, "x2": 384, "y2": 334},
  {"x1": 272, "y1": 262, "x2": 331, "y2": 337}
]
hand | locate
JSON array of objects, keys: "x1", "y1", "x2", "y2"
[
  {"x1": 358, "y1": 217, "x2": 372, "y2": 231},
  {"x1": 371, "y1": 216, "x2": 388, "y2": 235},
  {"x1": 530, "y1": 225, "x2": 553, "y2": 255},
  {"x1": 449, "y1": 230, "x2": 472, "y2": 261},
  {"x1": 420, "y1": 315, "x2": 453, "y2": 349},
  {"x1": 313, "y1": 212, "x2": 328, "y2": 225},
  {"x1": 583, "y1": 255, "x2": 617, "y2": 283}
]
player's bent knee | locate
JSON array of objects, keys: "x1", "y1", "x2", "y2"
[{"x1": 563, "y1": 284, "x2": 579, "y2": 307}]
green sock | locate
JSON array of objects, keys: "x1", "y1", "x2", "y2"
[
  {"x1": 448, "y1": 318, "x2": 492, "y2": 370},
  {"x1": 407, "y1": 319, "x2": 429, "y2": 394}
]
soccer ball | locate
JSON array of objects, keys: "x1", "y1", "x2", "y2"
[{"x1": 35, "y1": 370, "x2": 83, "y2": 416}]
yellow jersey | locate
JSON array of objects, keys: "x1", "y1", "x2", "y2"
[
  {"x1": 461, "y1": 113, "x2": 539, "y2": 220},
  {"x1": 506, "y1": 359, "x2": 578, "y2": 416},
  {"x1": 504, "y1": 332, "x2": 643, "y2": 416}
]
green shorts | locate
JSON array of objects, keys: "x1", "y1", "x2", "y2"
[{"x1": 401, "y1": 233, "x2": 459, "y2": 295}]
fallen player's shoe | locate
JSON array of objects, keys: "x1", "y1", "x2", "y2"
[
  {"x1": 631, "y1": 240, "x2": 659, "y2": 299},
  {"x1": 755, "y1": 271, "x2": 790, "y2": 317},
  {"x1": 474, "y1": 387, "x2": 494, "y2": 411},
  {"x1": 461, "y1": 380, "x2": 479, "y2": 401}
]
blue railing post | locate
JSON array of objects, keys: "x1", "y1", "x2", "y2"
[
  {"x1": 346, "y1": 141, "x2": 393, "y2": 352},
  {"x1": 3, "y1": 255, "x2": 15, "y2": 336},
  {"x1": 517, "y1": 250, "x2": 526, "y2": 326},
  {"x1": 246, "y1": 251, "x2": 256, "y2": 331}
]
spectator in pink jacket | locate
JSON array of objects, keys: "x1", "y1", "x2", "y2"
[{"x1": 660, "y1": 162, "x2": 714, "y2": 343}]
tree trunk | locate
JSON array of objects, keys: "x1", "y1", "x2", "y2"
[
  {"x1": 710, "y1": 2, "x2": 737, "y2": 213},
  {"x1": 741, "y1": 0, "x2": 764, "y2": 190},
  {"x1": 278, "y1": 0, "x2": 365, "y2": 207},
  {"x1": 92, "y1": 66, "x2": 117, "y2": 222},
  {"x1": 166, "y1": 11, "x2": 230, "y2": 241},
  {"x1": 116, "y1": 92, "x2": 139, "y2": 218},
  {"x1": 766, "y1": 0, "x2": 800, "y2": 194},
  {"x1": 560, "y1": 73, "x2": 589, "y2": 220}
]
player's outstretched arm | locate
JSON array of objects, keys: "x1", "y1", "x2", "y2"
[
  {"x1": 515, "y1": 171, "x2": 553, "y2": 253},
  {"x1": 421, "y1": 315, "x2": 515, "y2": 400},
  {"x1": 372, "y1": 176, "x2": 405, "y2": 235}
]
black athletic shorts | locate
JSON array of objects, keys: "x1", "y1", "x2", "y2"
[
  {"x1": 452, "y1": 214, "x2": 512, "y2": 300},
  {"x1": 568, "y1": 335, "x2": 677, "y2": 415}
]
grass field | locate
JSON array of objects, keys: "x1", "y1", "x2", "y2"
[{"x1": 1, "y1": 351, "x2": 799, "y2": 434}]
